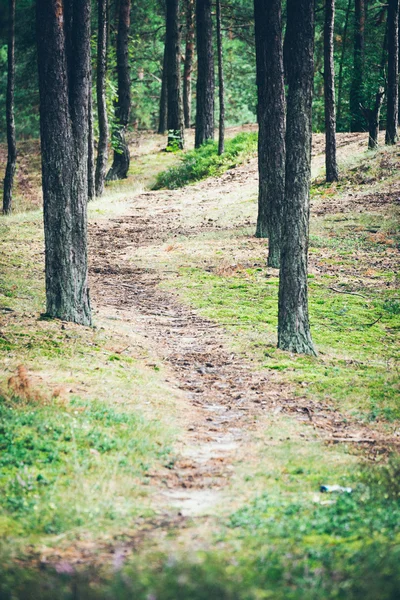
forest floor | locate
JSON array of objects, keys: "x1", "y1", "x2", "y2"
[{"x1": 0, "y1": 127, "x2": 399, "y2": 599}]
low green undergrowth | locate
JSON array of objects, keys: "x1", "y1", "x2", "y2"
[
  {"x1": 0, "y1": 394, "x2": 169, "y2": 538},
  {"x1": 153, "y1": 132, "x2": 258, "y2": 190},
  {"x1": 1, "y1": 458, "x2": 400, "y2": 599}
]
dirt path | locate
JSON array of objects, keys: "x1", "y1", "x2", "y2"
[{"x1": 87, "y1": 132, "x2": 398, "y2": 531}]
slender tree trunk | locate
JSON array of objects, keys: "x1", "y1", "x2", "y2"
[
  {"x1": 36, "y1": 0, "x2": 92, "y2": 326},
  {"x1": 254, "y1": 0, "x2": 285, "y2": 268},
  {"x1": 350, "y1": 0, "x2": 365, "y2": 131},
  {"x1": 183, "y1": 0, "x2": 195, "y2": 128},
  {"x1": 166, "y1": 0, "x2": 184, "y2": 149},
  {"x1": 195, "y1": 0, "x2": 214, "y2": 147},
  {"x1": 337, "y1": 0, "x2": 352, "y2": 127},
  {"x1": 278, "y1": 0, "x2": 316, "y2": 356},
  {"x1": 361, "y1": 88, "x2": 385, "y2": 148},
  {"x1": 158, "y1": 39, "x2": 168, "y2": 134},
  {"x1": 3, "y1": 0, "x2": 16, "y2": 216},
  {"x1": 95, "y1": 0, "x2": 109, "y2": 197},
  {"x1": 386, "y1": 0, "x2": 399, "y2": 144},
  {"x1": 324, "y1": 0, "x2": 339, "y2": 182},
  {"x1": 107, "y1": 0, "x2": 131, "y2": 180},
  {"x1": 88, "y1": 82, "x2": 95, "y2": 200},
  {"x1": 216, "y1": 0, "x2": 225, "y2": 155}
]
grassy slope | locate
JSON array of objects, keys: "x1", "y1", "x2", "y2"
[{"x1": 0, "y1": 135, "x2": 399, "y2": 599}]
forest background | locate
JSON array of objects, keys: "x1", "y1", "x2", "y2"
[{"x1": 0, "y1": 0, "x2": 391, "y2": 143}]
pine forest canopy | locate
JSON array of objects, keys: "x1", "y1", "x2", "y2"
[{"x1": 0, "y1": 0, "x2": 396, "y2": 141}]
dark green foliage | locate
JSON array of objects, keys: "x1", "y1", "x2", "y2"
[
  {"x1": 0, "y1": 0, "x2": 390, "y2": 140},
  {"x1": 154, "y1": 132, "x2": 257, "y2": 189}
]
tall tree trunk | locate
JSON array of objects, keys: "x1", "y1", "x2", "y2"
[
  {"x1": 3, "y1": 0, "x2": 16, "y2": 216},
  {"x1": 36, "y1": 0, "x2": 92, "y2": 326},
  {"x1": 385, "y1": 0, "x2": 399, "y2": 144},
  {"x1": 107, "y1": 0, "x2": 131, "y2": 180},
  {"x1": 337, "y1": 0, "x2": 352, "y2": 127},
  {"x1": 278, "y1": 0, "x2": 316, "y2": 356},
  {"x1": 254, "y1": 0, "x2": 285, "y2": 268},
  {"x1": 88, "y1": 82, "x2": 95, "y2": 200},
  {"x1": 166, "y1": 0, "x2": 184, "y2": 148},
  {"x1": 216, "y1": 0, "x2": 225, "y2": 155},
  {"x1": 324, "y1": 0, "x2": 339, "y2": 182},
  {"x1": 350, "y1": 0, "x2": 365, "y2": 131},
  {"x1": 95, "y1": 0, "x2": 109, "y2": 197},
  {"x1": 158, "y1": 39, "x2": 168, "y2": 134},
  {"x1": 183, "y1": 0, "x2": 195, "y2": 128},
  {"x1": 195, "y1": 0, "x2": 214, "y2": 148}
]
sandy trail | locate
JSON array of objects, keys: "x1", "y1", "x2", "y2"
[{"x1": 88, "y1": 131, "x2": 398, "y2": 522}]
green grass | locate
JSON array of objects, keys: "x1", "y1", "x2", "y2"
[
  {"x1": 164, "y1": 264, "x2": 399, "y2": 421},
  {"x1": 0, "y1": 210, "x2": 177, "y2": 550},
  {"x1": 153, "y1": 132, "x2": 258, "y2": 189},
  {"x1": 0, "y1": 394, "x2": 170, "y2": 538},
  {"x1": 1, "y1": 457, "x2": 400, "y2": 599}
]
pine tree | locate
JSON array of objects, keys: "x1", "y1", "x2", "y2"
[
  {"x1": 3, "y1": 0, "x2": 16, "y2": 215},
  {"x1": 166, "y1": 0, "x2": 184, "y2": 149},
  {"x1": 107, "y1": 0, "x2": 131, "y2": 180},
  {"x1": 254, "y1": 0, "x2": 285, "y2": 268},
  {"x1": 385, "y1": 0, "x2": 399, "y2": 144},
  {"x1": 95, "y1": 0, "x2": 109, "y2": 197},
  {"x1": 36, "y1": 0, "x2": 92, "y2": 325},
  {"x1": 183, "y1": 0, "x2": 195, "y2": 129},
  {"x1": 278, "y1": 0, "x2": 316, "y2": 356},
  {"x1": 324, "y1": 0, "x2": 339, "y2": 182},
  {"x1": 195, "y1": 0, "x2": 214, "y2": 147}
]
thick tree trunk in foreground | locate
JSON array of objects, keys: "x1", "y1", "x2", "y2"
[
  {"x1": 350, "y1": 0, "x2": 365, "y2": 131},
  {"x1": 324, "y1": 0, "x2": 339, "y2": 182},
  {"x1": 216, "y1": 0, "x2": 225, "y2": 155},
  {"x1": 183, "y1": 0, "x2": 195, "y2": 128},
  {"x1": 107, "y1": 0, "x2": 131, "y2": 180},
  {"x1": 166, "y1": 0, "x2": 184, "y2": 148},
  {"x1": 88, "y1": 83, "x2": 95, "y2": 200},
  {"x1": 361, "y1": 88, "x2": 385, "y2": 148},
  {"x1": 278, "y1": 0, "x2": 316, "y2": 355},
  {"x1": 3, "y1": 0, "x2": 16, "y2": 216},
  {"x1": 36, "y1": 0, "x2": 92, "y2": 325},
  {"x1": 385, "y1": 0, "x2": 399, "y2": 144},
  {"x1": 95, "y1": 0, "x2": 109, "y2": 197},
  {"x1": 254, "y1": 0, "x2": 285, "y2": 268},
  {"x1": 158, "y1": 40, "x2": 168, "y2": 134},
  {"x1": 195, "y1": 0, "x2": 214, "y2": 147}
]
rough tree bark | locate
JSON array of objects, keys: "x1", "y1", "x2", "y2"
[
  {"x1": 337, "y1": 0, "x2": 352, "y2": 126},
  {"x1": 88, "y1": 82, "x2": 95, "y2": 200},
  {"x1": 385, "y1": 0, "x2": 399, "y2": 144},
  {"x1": 324, "y1": 0, "x2": 339, "y2": 182},
  {"x1": 195, "y1": 0, "x2": 214, "y2": 147},
  {"x1": 350, "y1": 0, "x2": 365, "y2": 131},
  {"x1": 3, "y1": 0, "x2": 16, "y2": 216},
  {"x1": 278, "y1": 0, "x2": 316, "y2": 356},
  {"x1": 166, "y1": 0, "x2": 184, "y2": 148},
  {"x1": 36, "y1": 0, "x2": 92, "y2": 325},
  {"x1": 107, "y1": 0, "x2": 131, "y2": 180},
  {"x1": 254, "y1": 0, "x2": 285, "y2": 268},
  {"x1": 158, "y1": 39, "x2": 168, "y2": 134},
  {"x1": 216, "y1": 0, "x2": 225, "y2": 155},
  {"x1": 183, "y1": 0, "x2": 195, "y2": 128},
  {"x1": 361, "y1": 88, "x2": 385, "y2": 148},
  {"x1": 95, "y1": 0, "x2": 109, "y2": 197}
]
